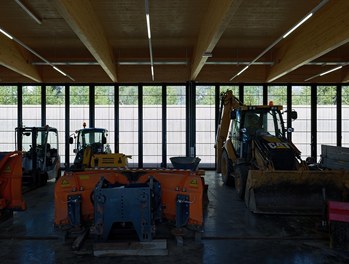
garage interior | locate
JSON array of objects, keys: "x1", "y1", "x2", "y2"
[{"x1": 1, "y1": 0, "x2": 349, "y2": 263}]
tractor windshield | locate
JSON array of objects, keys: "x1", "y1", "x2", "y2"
[
  {"x1": 242, "y1": 108, "x2": 285, "y2": 138},
  {"x1": 77, "y1": 129, "x2": 105, "y2": 151}
]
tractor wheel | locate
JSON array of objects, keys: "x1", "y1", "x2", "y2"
[
  {"x1": 221, "y1": 150, "x2": 234, "y2": 186},
  {"x1": 234, "y1": 165, "x2": 248, "y2": 199}
]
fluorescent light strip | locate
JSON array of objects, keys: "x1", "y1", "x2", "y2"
[
  {"x1": 304, "y1": 65, "x2": 344, "y2": 81},
  {"x1": 0, "y1": 27, "x2": 74, "y2": 81},
  {"x1": 283, "y1": 13, "x2": 313, "y2": 39},
  {"x1": 0, "y1": 29, "x2": 13, "y2": 39},
  {"x1": 229, "y1": 0, "x2": 329, "y2": 82},
  {"x1": 236, "y1": 66, "x2": 249, "y2": 76},
  {"x1": 146, "y1": 14, "x2": 151, "y2": 39},
  {"x1": 145, "y1": 0, "x2": 154, "y2": 81},
  {"x1": 319, "y1": 66, "x2": 342, "y2": 76},
  {"x1": 53, "y1": 66, "x2": 67, "y2": 76}
]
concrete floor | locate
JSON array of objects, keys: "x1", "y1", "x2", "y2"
[{"x1": 1, "y1": 171, "x2": 349, "y2": 264}]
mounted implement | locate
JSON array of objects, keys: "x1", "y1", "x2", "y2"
[
  {"x1": 0, "y1": 152, "x2": 26, "y2": 219},
  {"x1": 215, "y1": 90, "x2": 348, "y2": 214},
  {"x1": 54, "y1": 168, "x2": 205, "y2": 242}
]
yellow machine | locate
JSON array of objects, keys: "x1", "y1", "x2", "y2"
[
  {"x1": 215, "y1": 90, "x2": 348, "y2": 214},
  {"x1": 69, "y1": 125, "x2": 130, "y2": 170}
]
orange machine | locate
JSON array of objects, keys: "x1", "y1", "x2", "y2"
[
  {"x1": 54, "y1": 168, "x2": 205, "y2": 229},
  {"x1": 0, "y1": 152, "x2": 26, "y2": 217}
]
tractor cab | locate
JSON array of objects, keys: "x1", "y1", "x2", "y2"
[
  {"x1": 16, "y1": 126, "x2": 60, "y2": 186},
  {"x1": 69, "y1": 125, "x2": 109, "y2": 169}
]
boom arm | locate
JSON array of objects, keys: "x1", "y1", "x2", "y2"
[{"x1": 215, "y1": 90, "x2": 243, "y2": 172}]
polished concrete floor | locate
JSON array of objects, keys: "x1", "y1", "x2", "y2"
[{"x1": 1, "y1": 171, "x2": 349, "y2": 264}]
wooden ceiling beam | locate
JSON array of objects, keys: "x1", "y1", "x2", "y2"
[
  {"x1": 267, "y1": 1, "x2": 349, "y2": 83},
  {"x1": 52, "y1": 0, "x2": 117, "y2": 82},
  {"x1": 0, "y1": 34, "x2": 42, "y2": 82},
  {"x1": 342, "y1": 68, "x2": 349, "y2": 83},
  {"x1": 190, "y1": 0, "x2": 242, "y2": 80}
]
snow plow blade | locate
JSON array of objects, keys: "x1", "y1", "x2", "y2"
[{"x1": 245, "y1": 170, "x2": 349, "y2": 215}]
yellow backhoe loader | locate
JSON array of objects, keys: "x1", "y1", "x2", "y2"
[{"x1": 215, "y1": 90, "x2": 348, "y2": 214}]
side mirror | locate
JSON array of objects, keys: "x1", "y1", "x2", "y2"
[
  {"x1": 102, "y1": 136, "x2": 107, "y2": 144},
  {"x1": 290, "y1": 110, "x2": 298, "y2": 120},
  {"x1": 231, "y1": 110, "x2": 236, "y2": 120},
  {"x1": 69, "y1": 137, "x2": 74, "y2": 144}
]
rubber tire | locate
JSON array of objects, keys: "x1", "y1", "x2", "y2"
[
  {"x1": 234, "y1": 165, "x2": 248, "y2": 199},
  {"x1": 221, "y1": 150, "x2": 234, "y2": 186}
]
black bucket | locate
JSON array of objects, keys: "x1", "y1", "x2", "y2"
[{"x1": 170, "y1": 157, "x2": 201, "y2": 171}]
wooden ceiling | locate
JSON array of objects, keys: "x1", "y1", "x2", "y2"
[{"x1": 0, "y1": 0, "x2": 349, "y2": 84}]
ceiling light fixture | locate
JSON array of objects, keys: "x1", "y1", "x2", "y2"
[
  {"x1": 15, "y1": 0, "x2": 42, "y2": 25},
  {"x1": 0, "y1": 28, "x2": 13, "y2": 39},
  {"x1": 0, "y1": 27, "x2": 74, "y2": 81},
  {"x1": 304, "y1": 65, "x2": 344, "y2": 82},
  {"x1": 283, "y1": 13, "x2": 313, "y2": 39},
  {"x1": 229, "y1": 0, "x2": 329, "y2": 82},
  {"x1": 145, "y1": 0, "x2": 154, "y2": 81},
  {"x1": 319, "y1": 65, "x2": 342, "y2": 76}
]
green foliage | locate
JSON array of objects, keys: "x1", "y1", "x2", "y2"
[
  {"x1": 95, "y1": 86, "x2": 114, "y2": 105},
  {"x1": 0, "y1": 86, "x2": 17, "y2": 104},
  {"x1": 0, "y1": 84, "x2": 346, "y2": 106},
  {"x1": 70, "y1": 86, "x2": 89, "y2": 105},
  {"x1": 46, "y1": 86, "x2": 64, "y2": 104}
]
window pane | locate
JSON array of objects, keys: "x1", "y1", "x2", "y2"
[
  {"x1": 70, "y1": 86, "x2": 89, "y2": 163},
  {"x1": 196, "y1": 85, "x2": 215, "y2": 168},
  {"x1": 243, "y1": 85, "x2": 263, "y2": 105},
  {"x1": 23, "y1": 86, "x2": 41, "y2": 127},
  {"x1": 292, "y1": 86, "x2": 311, "y2": 159},
  {"x1": 343, "y1": 86, "x2": 349, "y2": 148},
  {"x1": 95, "y1": 86, "x2": 115, "y2": 152},
  {"x1": 167, "y1": 85, "x2": 186, "y2": 165},
  {"x1": 143, "y1": 86, "x2": 162, "y2": 167},
  {"x1": 119, "y1": 86, "x2": 138, "y2": 167},
  {"x1": 0, "y1": 86, "x2": 17, "y2": 151},
  {"x1": 46, "y1": 85, "x2": 65, "y2": 163},
  {"x1": 317, "y1": 86, "x2": 336, "y2": 160}
]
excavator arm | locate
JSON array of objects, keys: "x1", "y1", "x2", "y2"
[{"x1": 215, "y1": 90, "x2": 242, "y2": 172}]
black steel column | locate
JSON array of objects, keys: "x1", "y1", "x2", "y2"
[
  {"x1": 65, "y1": 85, "x2": 70, "y2": 168},
  {"x1": 186, "y1": 81, "x2": 196, "y2": 157},
  {"x1": 337, "y1": 84, "x2": 342, "y2": 147},
  {"x1": 239, "y1": 84, "x2": 244, "y2": 103},
  {"x1": 41, "y1": 85, "x2": 46, "y2": 126},
  {"x1": 89, "y1": 85, "x2": 95, "y2": 128},
  {"x1": 162, "y1": 84, "x2": 167, "y2": 168},
  {"x1": 115, "y1": 84, "x2": 119, "y2": 153},
  {"x1": 17, "y1": 85, "x2": 23, "y2": 150},
  {"x1": 287, "y1": 84, "x2": 292, "y2": 141},
  {"x1": 138, "y1": 84, "x2": 143, "y2": 168},
  {"x1": 311, "y1": 84, "x2": 317, "y2": 159}
]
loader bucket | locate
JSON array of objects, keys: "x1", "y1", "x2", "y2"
[{"x1": 245, "y1": 169, "x2": 348, "y2": 215}]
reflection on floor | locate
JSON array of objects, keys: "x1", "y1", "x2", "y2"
[{"x1": 0, "y1": 171, "x2": 348, "y2": 264}]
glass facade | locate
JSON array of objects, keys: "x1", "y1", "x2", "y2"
[{"x1": 0, "y1": 84, "x2": 346, "y2": 168}]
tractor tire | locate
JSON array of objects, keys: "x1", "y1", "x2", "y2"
[
  {"x1": 234, "y1": 164, "x2": 248, "y2": 199},
  {"x1": 221, "y1": 150, "x2": 234, "y2": 186}
]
